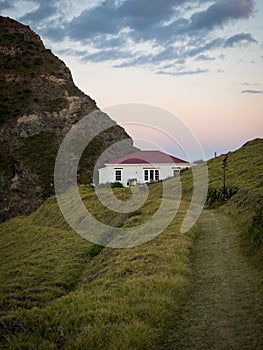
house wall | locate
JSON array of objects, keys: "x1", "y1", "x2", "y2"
[
  {"x1": 98, "y1": 167, "x2": 108, "y2": 185},
  {"x1": 98, "y1": 163, "x2": 190, "y2": 186}
]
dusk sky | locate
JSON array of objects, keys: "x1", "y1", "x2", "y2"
[{"x1": 1, "y1": 0, "x2": 263, "y2": 159}]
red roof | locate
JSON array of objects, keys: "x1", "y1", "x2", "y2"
[{"x1": 106, "y1": 151, "x2": 188, "y2": 165}]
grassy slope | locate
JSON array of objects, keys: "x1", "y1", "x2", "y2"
[
  {"x1": 166, "y1": 139, "x2": 263, "y2": 348},
  {"x1": 207, "y1": 138, "x2": 263, "y2": 207},
  {"x1": 0, "y1": 138, "x2": 262, "y2": 348},
  {"x1": 207, "y1": 138, "x2": 263, "y2": 262},
  {"x1": 167, "y1": 209, "x2": 263, "y2": 349},
  {"x1": 182, "y1": 138, "x2": 263, "y2": 250},
  {"x1": 0, "y1": 184, "x2": 195, "y2": 349}
]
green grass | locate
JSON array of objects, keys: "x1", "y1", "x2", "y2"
[
  {"x1": 208, "y1": 139, "x2": 263, "y2": 263},
  {"x1": 182, "y1": 138, "x2": 263, "y2": 261},
  {"x1": 168, "y1": 209, "x2": 263, "y2": 349},
  {"x1": 0, "y1": 183, "x2": 195, "y2": 349},
  {"x1": 0, "y1": 138, "x2": 262, "y2": 348}
]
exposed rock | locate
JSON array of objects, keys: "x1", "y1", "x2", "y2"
[{"x1": 17, "y1": 114, "x2": 43, "y2": 137}]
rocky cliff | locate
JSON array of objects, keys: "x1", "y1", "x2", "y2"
[{"x1": 0, "y1": 16, "x2": 137, "y2": 222}]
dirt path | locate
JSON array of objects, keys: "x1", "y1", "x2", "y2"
[{"x1": 163, "y1": 209, "x2": 263, "y2": 350}]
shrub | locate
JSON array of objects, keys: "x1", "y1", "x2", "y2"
[
  {"x1": 33, "y1": 57, "x2": 43, "y2": 65},
  {"x1": 206, "y1": 185, "x2": 238, "y2": 206},
  {"x1": 111, "y1": 182, "x2": 124, "y2": 188},
  {"x1": 19, "y1": 133, "x2": 57, "y2": 199}
]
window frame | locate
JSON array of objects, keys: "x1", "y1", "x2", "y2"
[
  {"x1": 115, "y1": 169, "x2": 122, "y2": 182},
  {"x1": 144, "y1": 168, "x2": 160, "y2": 182},
  {"x1": 173, "y1": 169, "x2": 180, "y2": 176}
]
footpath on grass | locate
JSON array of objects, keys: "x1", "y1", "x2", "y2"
[{"x1": 162, "y1": 209, "x2": 263, "y2": 350}]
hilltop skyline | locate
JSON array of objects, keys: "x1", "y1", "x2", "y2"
[{"x1": 1, "y1": 0, "x2": 262, "y2": 158}]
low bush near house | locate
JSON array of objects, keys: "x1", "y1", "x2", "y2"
[{"x1": 111, "y1": 182, "x2": 124, "y2": 188}]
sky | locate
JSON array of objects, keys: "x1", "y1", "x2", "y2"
[{"x1": 1, "y1": 0, "x2": 263, "y2": 159}]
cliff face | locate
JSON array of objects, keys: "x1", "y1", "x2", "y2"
[{"x1": 0, "y1": 16, "x2": 137, "y2": 222}]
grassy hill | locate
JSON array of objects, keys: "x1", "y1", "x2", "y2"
[
  {"x1": 0, "y1": 183, "x2": 195, "y2": 349},
  {"x1": 207, "y1": 138, "x2": 262, "y2": 210},
  {"x1": 206, "y1": 138, "x2": 263, "y2": 258},
  {"x1": 0, "y1": 138, "x2": 262, "y2": 348},
  {"x1": 182, "y1": 138, "x2": 263, "y2": 260}
]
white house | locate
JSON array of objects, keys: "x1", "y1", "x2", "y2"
[{"x1": 98, "y1": 150, "x2": 191, "y2": 187}]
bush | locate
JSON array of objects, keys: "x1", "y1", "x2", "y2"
[
  {"x1": 111, "y1": 182, "x2": 124, "y2": 188},
  {"x1": 48, "y1": 97, "x2": 68, "y2": 112},
  {"x1": 206, "y1": 185, "x2": 238, "y2": 206},
  {"x1": 33, "y1": 57, "x2": 43, "y2": 65}
]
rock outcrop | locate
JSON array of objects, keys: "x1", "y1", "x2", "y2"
[{"x1": 0, "y1": 16, "x2": 137, "y2": 222}]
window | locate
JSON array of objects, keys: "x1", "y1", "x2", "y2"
[
  {"x1": 173, "y1": 169, "x2": 180, "y2": 176},
  {"x1": 144, "y1": 169, "x2": 159, "y2": 182},
  {"x1": 115, "y1": 170, "x2": 122, "y2": 181}
]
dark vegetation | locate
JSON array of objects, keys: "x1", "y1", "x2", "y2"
[
  {"x1": 111, "y1": 182, "x2": 124, "y2": 188},
  {"x1": 0, "y1": 16, "x2": 136, "y2": 222},
  {"x1": 18, "y1": 133, "x2": 57, "y2": 198},
  {"x1": 0, "y1": 16, "x2": 92, "y2": 220},
  {"x1": 206, "y1": 185, "x2": 238, "y2": 206},
  {"x1": 0, "y1": 18, "x2": 76, "y2": 125},
  {"x1": 77, "y1": 127, "x2": 129, "y2": 185},
  {"x1": 206, "y1": 155, "x2": 238, "y2": 206}
]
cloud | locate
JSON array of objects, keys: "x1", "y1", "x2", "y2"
[
  {"x1": 1, "y1": 0, "x2": 257, "y2": 76},
  {"x1": 241, "y1": 89, "x2": 263, "y2": 94},
  {"x1": 41, "y1": 25, "x2": 66, "y2": 42},
  {"x1": 63, "y1": 0, "x2": 256, "y2": 43},
  {"x1": 20, "y1": 1, "x2": 58, "y2": 23},
  {"x1": 187, "y1": 38, "x2": 224, "y2": 57},
  {"x1": 83, "y1": 48, "x2": 131, "y2": 62},
  {"x1": 119, "y1": 0, "x2": 181, "y2": 29},
  {"x1": 66, "y1": 0, "x2": 186, "y2": 42},
  {"x1": 225, "y1": 33, "x2": 257, "y2": 47},
  {"x1": 190, "y1": 0, "x2": 255, "y2": 30},
  {"x1": 157, "y1": 68, "x2": 209, "y2": 76},
  {"x1": 0, "y1": 1, "x2": 12, "y2": 11},
  {"x1": 195, "y1": 55, "x2": 216, "y2": 61},
  {"x1": 240, "y1": 82, "x2": 260, "y2": 86},
  {"x1": 218, "y1": 54, "x2": 225, "y2": 60},
  {"x1": 68, "y1": 1, "x2": 121, "y2": 39}
]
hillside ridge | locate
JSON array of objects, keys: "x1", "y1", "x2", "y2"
[{"x1": 0, "y1": 16, "x2": 137, "y2": 222}]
